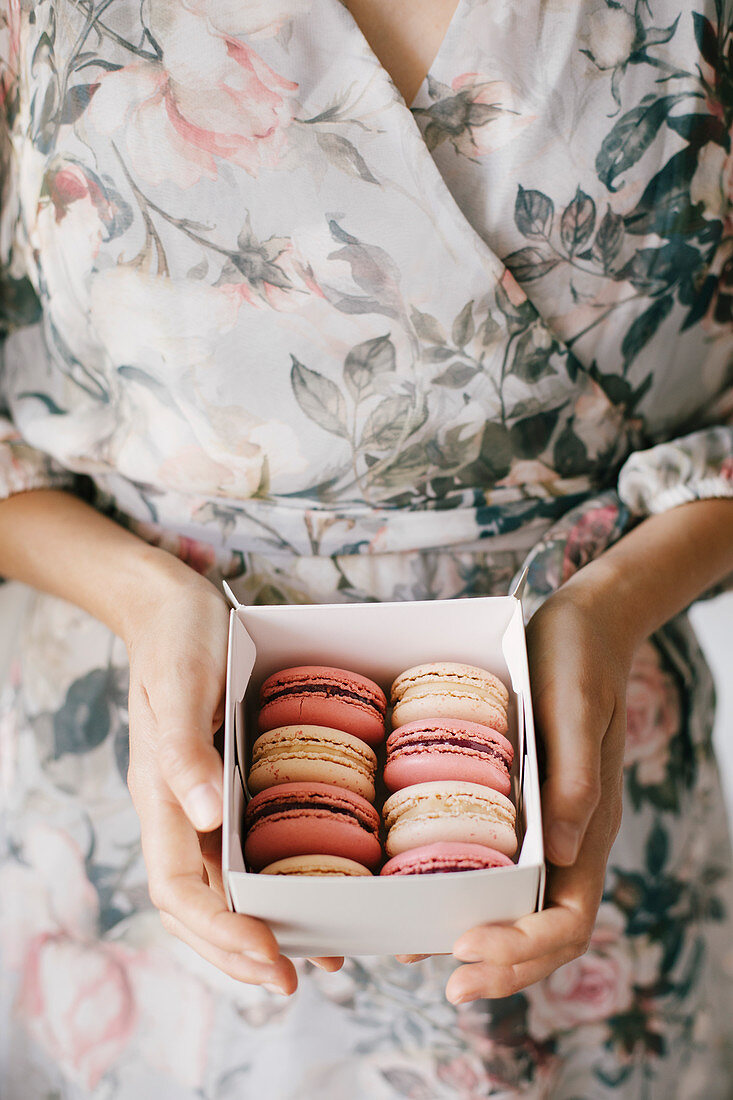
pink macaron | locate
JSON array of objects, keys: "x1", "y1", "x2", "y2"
[
  {"x1": 258, "y1": 666, "x2": 387, "y2": 746},
  {"x1": 384, "y1": 718, "x2": 514, "y2": 798},
  {"x1": 244, "y1": 781, "x2": 382, "y2": 872},
  {"x1": 380, "y1": 842, "x2": 514, "y2": 876}
]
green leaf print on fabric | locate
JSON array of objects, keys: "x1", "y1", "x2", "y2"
[
  {"x1": 360, "y1": 395, "x2": 426, "y2": 449},
  {"x1": 432, "y1": 361, "x2": 480, "y2": 387},
  {"x1": 514, "y1": 186, "x2": 554, "y2": 238},
  {"x1": 0, "y1": 274, "x2": 42, "y2": 335},
  {"x1": 693, "y1": 11, "x2": 719, "y2": 67},
  {"x1": 290, "y1": 356, "x2": 349, "y2": 438},
  {"x1": 621, "y1": 295, "x2": 675, "y2": 371},
  {"x1": 314, "y1": 131, "x2": 380, "y2": 185},
  {"x1": 624, "y1": 146, "x2": 709, "y2": 238},
  {"x1": 591, "y1": 206, "x2": 626, "y2": 271},
  {"x1": 560, "y1": 188, "x2": 597, "y2": 255},
  {"x1": 53, "y1": 669, "x2": 114, "y2": 756},
  {"x1": 595, "y1": 95, "x2": 688, "y2": 193},
  {"x1": 343, "y1": 334, "x2": 396, "y2": 399},
  {"x1": 504, "y1": 246, "x2": 560, "y2": 282},
  {"x1": 509, "y1": 326, "x2": 559, "y2": 382},
  {"x1": 451, "y1": 299, "x2": 475, "y2": 347},
  {"x1": 553, "y1": 419, "x2": 589, "y2": 477},
  {"x1": 645, "y1": 820, "x2": 669, "y2": 877},
  {"x1": 509, "y1": 407, "x2": 565, "y2": 459}
]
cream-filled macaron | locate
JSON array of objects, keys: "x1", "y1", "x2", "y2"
[
  {"x1": 248, "y1": 724, "x2": 377, "y2": 802},
  {"x1": 390, "y1": 662, "x2": 509, "y2": 732},
  {"x1": 383, "y1": 780, "x2": 517, "y2": 858}
]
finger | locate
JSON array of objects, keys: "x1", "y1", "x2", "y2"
[
  {"x1": 144, "y1": 666, "x2": 226, "y2": 833},
  {"x1": 454, "y1": 725, "x2": 624, "y2": 970},
  {"x1": 446, "y1": 948, "x2": 581, "y2": 1004},
  {"x1": 199, "y1": 821, "x2": 343, "y2": 973},
  {"x1": 453, "y1": 905, "x2": 590, "y2": 967},
  {"x1": 200, "y1": 826, "x2": 226, "y2": 899},
  {"x1": 136, "y1": 774, "x2": 282, "y2": 966},
  {"x1": 537, "y1": 692, "x2": 610, "y2": 868},
  {"x1": 308, "y1": 957, "x2": 345, "y2": 971},
  {"x1": 160, "y1": 910, "x2": 297, "y2": 995}
]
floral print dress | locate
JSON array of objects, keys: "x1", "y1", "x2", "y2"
[{"x1": 1, "y1": 0, "x2": 733, "y2": 1096}]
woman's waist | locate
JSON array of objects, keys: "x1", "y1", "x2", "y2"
[{"x1": 94, "y1": 473, "x2": 597, "y2": 562}]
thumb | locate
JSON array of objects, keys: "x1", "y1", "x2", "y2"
[
  {"x1": 153, "y1": 685, "x2": 225, "y2": 832},
  {"x1": 534, "y1": 672, "x2": 607, "y2": 866}
]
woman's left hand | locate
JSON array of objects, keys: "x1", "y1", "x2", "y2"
[{"x1": 445, "y1": 563, "x2": 631, "y2": 1004}]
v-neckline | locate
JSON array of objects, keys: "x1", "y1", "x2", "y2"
[{"x1": 335, "y1": 0, "x2": 466, "y2": 110}]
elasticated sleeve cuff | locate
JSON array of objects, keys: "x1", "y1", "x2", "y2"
[{"x1": 617, "y1": 426, "x2": 733, "y2": 517}]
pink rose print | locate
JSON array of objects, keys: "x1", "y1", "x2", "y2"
[
  {"x1": 127, "y1": 951, "x2": 215, "y2": 1089},
  {"x1": 130, "y1": 520, "x2": 219, "y2": 576},
  {"x1": 560, "y1": 502, "x2": 620, "y2": 583},
  {"x1": 437, "y1": 1054, "x2": 488, "y2": 1099},
  {"x1": 414, "y1": 73, "x2": 534, "y2": 159},
  {"x1": 526, "y1": 915, "x2": 634, "y2": 1040},
  {"x1": 450, "y1": 74, "x2": 535, "y2": 157},
  {"x1": 624, "y1": 640, "x2": 681, "y2": 785},
  {"x1": 44, "y1": 163, "x2": 115, "y2": 228},
  {"x1": 17, "y1": 934, "x2": 137, "y2": 1090},
  {"x1": 89, "y1": 0, "x2": 298, "y2": 187}
]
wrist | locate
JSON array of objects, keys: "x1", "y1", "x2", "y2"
[
  {"x1": 112, "y1": 544, "x2": 219, "y2": 646},
  {"x1": 558, "y1": 553, "x2": 645, "y2": 664}
]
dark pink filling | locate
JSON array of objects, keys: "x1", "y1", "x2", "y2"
[
  {"x1": 246, "y1": 797, "x2": 377, "y2": 837},
  {"x1": 394, "y1": 736, "x2": 511, "y2": 773},
  {"x1": 261, "y1": 681, "x2": 385, "y2": 717}
]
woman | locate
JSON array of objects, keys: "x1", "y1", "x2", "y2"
[{"x1": 1, "y1": 0, "x2": 732, "y2": 1095}]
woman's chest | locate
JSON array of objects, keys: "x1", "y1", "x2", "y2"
[
  {"x1": 341, "y1": 0, "x2": 460, "y2": 106},
  {"x1": 9, "y1": 0, "x2": 732, "y2": 498}
]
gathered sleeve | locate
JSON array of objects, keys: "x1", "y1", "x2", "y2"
[
  {"x1": 615, "y1": 414, "x2": 733, "y2": 597},
  {"x1": 0, "y1": 4, "x2": 74, "y2": 502},
  {"x1": 617, "y1": 424, "x2": 733, "y2": 517}
]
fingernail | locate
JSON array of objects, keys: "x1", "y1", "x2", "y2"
[
  {"x1": 447, "y1": 988, "x2": 473, "y2": 1006},
  {"x1": 264, "y1": 982, "x2": 287, "y2": 996},
  {"x1": 453, "y1": 945, "x2": 482, "y2": 963},
  {"x1": 244, "y1": 949, "x2": 274, "y2": 965},
  {"x1": 184, "y1": 783, "x2": 221, "y2": 830},
  {"x1": 548, "y1": 821, "x2": 581, "y2": 864}
]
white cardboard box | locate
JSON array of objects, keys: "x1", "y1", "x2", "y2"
[{"x1": 222, "y1": 582, "x2": 545, "y2": 958}]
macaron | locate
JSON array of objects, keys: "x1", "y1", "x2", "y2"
[
  {"x1": 261, "y1": 854, "x2": 372, "y2": 876},
  {"x1": 390, "y1": 662, "x2": 509, "y2": 733},
  {"x1": 380, "y1": 842, "x2": 513, "y2": 876},
  {"x1": 244, "y1": 781, "x2": 382, "y2": 871},
  {"x1": 249, "y1": 724, "x2": 378, "y2": 802},
  {"x1": 383, "y1": 780, "x2": 517, "y2": 858},
  {"x1": 384, "y1": 718, "x2": 514, "y2": 797},
  {"x1": 258, "y1": 666, "x2": 387, "y2": 746}
]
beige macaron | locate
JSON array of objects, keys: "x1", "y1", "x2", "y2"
[
  {"x1": 248, "y1": 724, "x2": 377, "y2": 802},
  {"x1": 390, "y1": 662, "x2": 510, "y2": 732},
  {"x1": 260, "y1": 855, "x2": 372, "y2": 876},
  {"x1": 383, "y1": 780, "x2": 517, "y2": 858}
]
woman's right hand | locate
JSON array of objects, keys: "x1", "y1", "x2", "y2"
[{"x1": 123, "y1": 560, "x2": 338, "y2": 993}]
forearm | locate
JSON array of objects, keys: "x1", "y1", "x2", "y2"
[
  {"x1": 0, "y1": 488, "x2": 198, "y2": 641},
  {"x1": 563, "y1": 498, "x2": 733, "y2": 649}
]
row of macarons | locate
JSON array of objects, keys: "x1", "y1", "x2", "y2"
[{"x1": 243, "y1": 662, "x2": 518, "y2": 877}]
